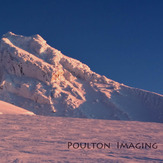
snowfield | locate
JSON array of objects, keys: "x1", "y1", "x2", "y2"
[{"x1": 0, "y1": 114, "x2": 162, "y2": 163}]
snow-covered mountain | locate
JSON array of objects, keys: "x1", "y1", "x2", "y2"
[{"x1": 0, "y1": 32, "x2": 162, "y2": 123}]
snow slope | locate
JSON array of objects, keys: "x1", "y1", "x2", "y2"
[
  {"x1": 0, "y1": 115, "x2": 162, "y2": 162},
  {"x1": 0, "y1": 100, "x2": 34, "y2": 115},
  {"x1": 0, "y1": 32, "x2": 163, "y2": 123}
]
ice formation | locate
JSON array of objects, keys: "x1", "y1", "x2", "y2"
[{"x1": 0, "y1": 32, "x2": 163, "y2": 122}]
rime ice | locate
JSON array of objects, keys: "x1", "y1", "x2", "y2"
[{"x1": 0, "y1": 32, "x2": 163, "y2": 122}]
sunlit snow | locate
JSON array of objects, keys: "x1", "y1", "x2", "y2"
[
  {"x1": 0, "y1": 32, "x2": 162, "y2": 122},
  {"x1": 0, "y1": 115, "x2": 162, "y2": 162},
  {"x1": 0, "y1": 32, "x2": 163, "y2": 162}
]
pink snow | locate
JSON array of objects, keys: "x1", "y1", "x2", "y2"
[{"x1": 0, "y1": 100, "x2": 35, "y2": 115}]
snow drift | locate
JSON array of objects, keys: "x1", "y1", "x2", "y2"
[
  {"x1": 0, "y1": 100, "x2": 34, "y2": 115},
  {"x1": 0, "y1": 32, "x2": 163, "y2": 122}
]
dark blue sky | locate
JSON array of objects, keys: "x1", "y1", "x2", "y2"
[{"x1": 0, "y1": 0, "x2": 163, "y2": 94}]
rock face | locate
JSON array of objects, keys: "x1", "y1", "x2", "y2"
[{"x1": 0, "y1": 32, "x2": 163, "y2": 122}]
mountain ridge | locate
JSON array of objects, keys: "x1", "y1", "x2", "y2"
[{"x1": 0, "y1": 32, "x2": 163, "y2": 123}]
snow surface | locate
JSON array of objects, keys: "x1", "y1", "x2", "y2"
[
  {"x1": 0, "y1": 32, "x2": 163, "y2": 162},
  {"x1": 0, "y1": 32, "x2": 163, "y2": 123},
  {"x1": 0, "y1": 114, "x2": 162, "y2": 162},
  {"x1": 0, "y1": 100, "x2": 35, "y2": 115}
]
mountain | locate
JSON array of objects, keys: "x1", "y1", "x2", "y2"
[{"x1": 0, "y1": 32, "x2": 163, "y2": 123}]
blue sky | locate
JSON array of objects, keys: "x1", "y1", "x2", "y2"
[{"x1": 0, "y1": 0, "x2": 163, "y2": 94}]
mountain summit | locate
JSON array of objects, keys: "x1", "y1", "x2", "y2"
[{"x1": 0, "y1": 32, "x2": 163, "y2": 122}]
